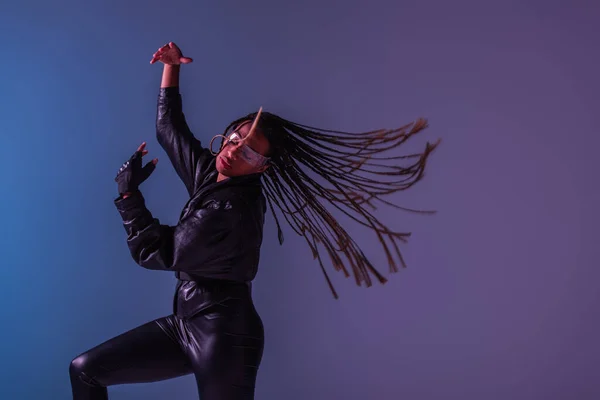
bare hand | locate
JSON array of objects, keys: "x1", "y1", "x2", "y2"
[{"x1": 150, "y1": 42, "x2": 193, "y2": 65}]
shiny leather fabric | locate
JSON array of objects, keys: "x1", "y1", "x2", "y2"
[
  {"x1": 70, "y1": 87, "x2": 266, "y2": 399},
  {"x1": 116, "y1": 86, "x2": 267, "y2": 319},
  {"x1": 70, "y1": 283, "x2": 264, "y2": 400}
]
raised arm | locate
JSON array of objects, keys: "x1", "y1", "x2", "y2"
[{"x1": 151, "y1": 42, "x2": 212, "y2": 196}]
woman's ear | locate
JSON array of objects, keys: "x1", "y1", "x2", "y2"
[{"x1": 257, "y1": 164, "x2": 270, "y2": 173}]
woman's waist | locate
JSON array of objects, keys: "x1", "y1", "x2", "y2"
[
  {"x1": 176, "y1": 273, "x2": 251, "y2": 292},
  {"x1": 173, "y1": 277, "x2": 253, "y2": 318}
]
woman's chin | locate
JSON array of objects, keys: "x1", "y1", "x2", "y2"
[{"x1": 216, "y1": 166, "x2": 236, "y2": 178}]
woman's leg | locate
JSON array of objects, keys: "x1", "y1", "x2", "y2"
[
  {"x1": 185, "y1": 301, "x2": 265, "y2": 400},
  {"x1": 69, "y1": 315, "x2": 192, "y2": 400}
]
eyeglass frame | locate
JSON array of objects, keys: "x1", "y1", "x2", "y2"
[{"x1": 209, "y1": 129, "x2": 271, "y2": 168}]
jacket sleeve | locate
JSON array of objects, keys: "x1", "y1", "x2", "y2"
[
  {"x1": 156, "y1": 87, "x2": 213, "y2": 196},
  {"x1": 114, "y1": 191, "x2": 241, "y2": 275}
]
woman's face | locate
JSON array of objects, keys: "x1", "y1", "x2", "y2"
[{"x1": 216, "y1": 120, "x2": 271, "y2": 178}]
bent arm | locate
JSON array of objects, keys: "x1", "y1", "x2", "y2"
[
  {"x1": 114, "y1": 191, "x2": 240, "y2": 276},
  {"x1": 156, "y1": 65, "x2": 212, "y2": 196}
]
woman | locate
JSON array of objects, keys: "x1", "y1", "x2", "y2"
[{"x1": 69, "y1": 42, "x2": 439, "y2": 400}]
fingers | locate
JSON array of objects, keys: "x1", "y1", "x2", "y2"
[
  {"x1": 150, "y1": 42, "x2": 192, "y2": 65},
  {"x1": 136, "y1": 142, "x2": 149, "y2": 157},
  {"x1": 150, "y1": 49, "x2": 166, "y2": 64},
  {"x1": 144, "y1": 160, "x2": 158, "y2": 169},
  {"x1": 136, "y1": 142, "x2": 156, "y2": 161},
  {"x1": 150, "y1": 44, "x2": 170, "y2": 64},
  {"x1": 150, "y1": 52, "x2": 160, "y2": 64},
  {"x1": 141, "y1": 159, "x2": 158, "y2": 181}
]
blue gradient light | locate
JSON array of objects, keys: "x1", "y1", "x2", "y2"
[{"x1": 0, "y1": 1, "x2": 598, "y2": 399}]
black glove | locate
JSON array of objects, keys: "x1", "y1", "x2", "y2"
[{"x1": 115, "y1": 144, "x2": 157, "y2": 195}]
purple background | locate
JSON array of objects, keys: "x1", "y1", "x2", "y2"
[{"x1": 1, "y1": 0, "x2": 598, "y2": 399}]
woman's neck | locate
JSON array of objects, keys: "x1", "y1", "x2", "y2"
[{"x1": 216, "y1": 173, "x2": 230, "y2": 182}]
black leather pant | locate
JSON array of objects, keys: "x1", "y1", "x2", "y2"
[{"x1": 69, "y1": 286, "x2": 264, "y2": 399}]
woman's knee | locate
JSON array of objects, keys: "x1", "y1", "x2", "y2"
[{"x1": 69, "y1": 352, "x2": 102, "y2": 387}]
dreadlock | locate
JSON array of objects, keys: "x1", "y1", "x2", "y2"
[{"x1": 222, "y1": 112, "x2": 440, "y2": 299}]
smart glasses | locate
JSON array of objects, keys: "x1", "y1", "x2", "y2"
[{"x1": 209, "y1": 108, "x2": 270, "y2": 168}]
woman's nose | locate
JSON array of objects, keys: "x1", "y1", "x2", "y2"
[
  {"x1": 225, "y1": 143, "x2": 241, "y2": 158},
  {"x1": 229, "y1": 143, "x2": 243, "y2": 155}
]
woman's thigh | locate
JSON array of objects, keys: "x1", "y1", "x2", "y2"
[
  {"x1": 70, "y1": 315, "x2": 193, "y2": 388},
  {"x1": 185, "y1": 302, "x2": 265, "y2": 400}
]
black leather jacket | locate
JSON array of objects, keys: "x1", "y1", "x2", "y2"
[{"x1": 113, "y1": 87, "x2": 266, "y2": 318}]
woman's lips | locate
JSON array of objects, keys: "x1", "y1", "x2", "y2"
[{"x1": 220, "y1": 156, "x2": 232, "y2": 169}]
